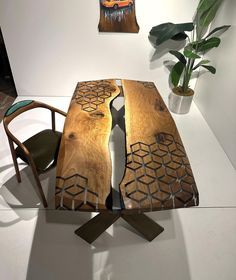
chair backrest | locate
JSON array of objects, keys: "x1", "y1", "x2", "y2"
[
  {"x1": 3, "y1": 99, "x2": 66, "y2": 150},
  {"x1": 4, "y1": 100, "x2": 56, "y2": 125}
]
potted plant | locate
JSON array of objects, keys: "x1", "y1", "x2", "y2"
[{"x1": 149, "y1": 0, "x2": 230, "y2": 114}]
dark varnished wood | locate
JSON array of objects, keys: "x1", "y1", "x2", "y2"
[
  {"x1": 119, "y1": 80, "x2": 199, "y2": 212},
  {"x1": 56, "y1": 78, "x2": 199, "y2": 243}
]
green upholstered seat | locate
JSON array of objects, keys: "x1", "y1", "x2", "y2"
[{"x1": 16, "y1": 129, "x2": 62, "y2": 173}]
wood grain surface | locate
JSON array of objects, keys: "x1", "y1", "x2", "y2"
[
  {"x1": 120, "y1": 80, "x2": 199, "y2": 212},
  {"x1": 56, "y1": 80, "x2": 120, "y2": 211},
  {"x1": 55, "y1": 79, "x2": 199, "y2": 213}
]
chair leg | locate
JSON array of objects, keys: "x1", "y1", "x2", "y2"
[
  {"x1": 29, "y1": 164, "x2": 48, "y2": 208},
  {"x1": 13, "y1": 157, "x2": 21, "y2": 183},
  {"x1": 8, "y1": 139, "x2": 21, "y2": 183}
]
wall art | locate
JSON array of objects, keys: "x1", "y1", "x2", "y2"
[{"x1": 98, "y1": 0, "x2": 139, "y2": 33}]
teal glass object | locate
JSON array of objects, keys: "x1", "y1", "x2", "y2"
[{"x1": 5, "y1": 100, "x2": 34, "y2": 117}]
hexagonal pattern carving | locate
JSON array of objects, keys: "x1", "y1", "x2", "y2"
[
  {"x1": 56, "y1": 174, "x2": 99, "y2": 210},
  {"x1": 73, "y1": 80, "x2": 117, "y2": 112},
  {"x1": 122, "y1": 133, "x2": 199, "y2": 211}
]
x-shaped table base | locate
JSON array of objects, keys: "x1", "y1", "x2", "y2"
[{"x1": 75, "y1": 212, "x2": 164, "y2": 244}]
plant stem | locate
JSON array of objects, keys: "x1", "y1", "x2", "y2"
[
  {"x1": 181, "y1": 28, "x2": 198, "y2": 94},
  {"x1": 182, "y1": 59, "x2": 190, "y2": 93},
  {"x1": 182, "y1": 57, "x2": 196, "y2": 94}
]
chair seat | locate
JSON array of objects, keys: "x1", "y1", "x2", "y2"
[{"x1": 16, "y1": 129, "x2": 62, "y2": 173}]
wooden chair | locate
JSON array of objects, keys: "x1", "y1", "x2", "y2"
[{"x1": 3, "y1": 100, "x2": 67, "y2": 208}]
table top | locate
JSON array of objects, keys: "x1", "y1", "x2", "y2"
[{"x1": 55, "y1": 79, "x2": 199, "y2": 212}]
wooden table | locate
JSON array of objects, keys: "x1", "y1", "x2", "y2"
[{"x1": 55, "y1": 79, "x2": 199, "y2": 243}]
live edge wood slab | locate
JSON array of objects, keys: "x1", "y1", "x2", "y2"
[
  {"x1": 55, "y1": 79, "x2": 199, "y2": 243},
  {"x1": 56, "y1": 80, "x2": 120, "y2": 211}
]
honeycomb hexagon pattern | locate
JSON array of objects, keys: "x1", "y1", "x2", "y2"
[
  {"x1": 56, "y1": 174, "x2": 99, "y2": 211},
  {"x1": 122, "y1": 133, "x2": 199, "y2": 211},
  {"x1": 73, "y1": 80, "x2": 117, "y2": 112}
]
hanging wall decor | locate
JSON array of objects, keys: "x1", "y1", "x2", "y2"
[{"x1": 98, "y1": 0, "x2": 139, "y2": 33}]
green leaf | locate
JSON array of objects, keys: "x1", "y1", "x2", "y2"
[
  {"x1": 206, "y1": 25, "x2": 231, "y2": 38},
  {"x1": 184, "y1": 48, "x2": 201, "y2": 59},
  {"x1": 202, "y1": 65, "x2": 216, "y2": 74},
  {"x1": 197, "y1": 37, "x2": 221, "y2": 52},
  {"x1": 149, "y1": 22, "x2": 194, "y2": 46},
  {"x1": 171, "y1": 32, "x2": 188, "y2": 41},
  {"x1": 192, "y1": 60, "x2": 210, "y2": 70},
  {"x1": 189, "y1": 39, "x2": 204, "y2": 49},
  {"x1": 170, "y1": 62, "x2": 185, "y2": 87},
  {"x1": 195, "y1": 0, "x2": 223, "y2": 39},
  {"x1": 199, "y1": 0, "x2": 222, "y2": 27},
  {"x1": 196, "y1": 0, "x2": 217, "y2": 14},
  {"x1": 169, "y1": 50, "x2": 187, "y2": 65}
]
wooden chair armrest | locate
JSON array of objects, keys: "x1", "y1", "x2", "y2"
[{"x1": 51, "y1": 107, "x2": 67, "y2": 117}]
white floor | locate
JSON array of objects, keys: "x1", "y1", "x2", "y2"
[{"x1": 0, "y1": 95, "x2": 236, "y2": 280}]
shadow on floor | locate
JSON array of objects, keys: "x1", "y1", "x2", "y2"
[
  {"x1": 24, "y1": 209, "x2": 191, "y2": 280},
  {"x1": 1, "y1": 106, "x2": 192, "y2": 279},
  {"x1": 1, "y1": 165, "x2": 56, "y2": 210},
  {"x1": 1, "y1": 167, "x2": 191, "y2": 280}
]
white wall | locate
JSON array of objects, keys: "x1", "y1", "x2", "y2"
[
  {"x1": 0, "y1": 0, "x2": 198, "y2": 97},
  {"x1": 1, "y1": 0, "x2": 235, "y2": 167},
  {"x1": 194, "y1": 0, "x2": 236, "y2": 169}
]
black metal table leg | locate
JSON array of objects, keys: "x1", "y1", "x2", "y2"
[
  {"x1": 75, "y1": 212, "x2": 120, "y2": 244},
  {"x1": 122, "y1": 213, "x2": 164, "y2": 241},
  {"x1": 75, "y1": 211, "x2": 164, "y2": 243}
]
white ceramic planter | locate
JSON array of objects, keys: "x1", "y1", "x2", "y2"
[{"x1": 168, "y1": 88, "x2": 194, "y2": 114}]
